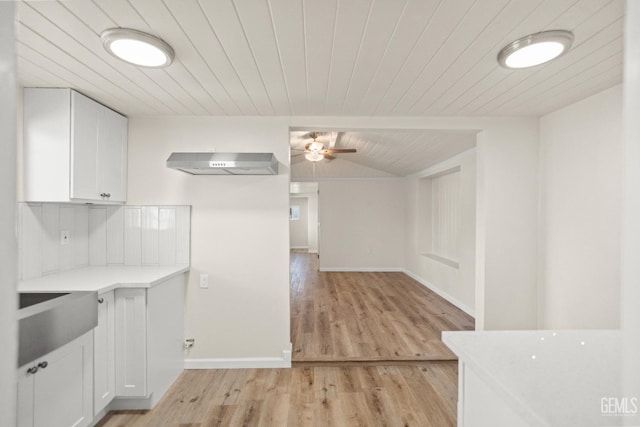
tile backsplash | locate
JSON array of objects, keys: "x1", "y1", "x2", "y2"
[{"x1": 18, "y1": 203, "x2": 191, "y2": 280}]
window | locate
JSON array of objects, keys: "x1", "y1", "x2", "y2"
[
  {"x1": 290, "y1": 205, "x2": 300, "y2": 220},
  {"x1": 418, "y1": 167, "x2": 460, "y2": 268}
]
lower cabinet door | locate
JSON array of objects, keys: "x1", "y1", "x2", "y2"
[
  {"x1": 16, "y1": 368, "x2": 34, "y2": 427},
  {"x1": 115, "y1": 288, "x2": 147, "y2": 397},
  {"x1": 94, "y1": 291, "x2": 115, "y2": 415},
  {"x1": 17, "y1": 332, "x2": 94, "y2": 427}
]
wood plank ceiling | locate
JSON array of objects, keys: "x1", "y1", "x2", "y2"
[
  {"x1": 17, "y1": 0, "x2": 623, "y2": 178},
  {"x1": 17, "y1": 0, "x2": 623, "y2": 118},
  {"x1": 290, "y1": 130, "x2": 477, "y2": 178}
]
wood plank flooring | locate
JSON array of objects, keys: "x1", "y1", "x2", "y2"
[
  {"x1": 290, "y1": 251, "x2": 474, "y2": 362},
  {"x1": 96, "y1": 363, "x2": 458, "y2": 427},
  {"x1": 97, "y1": 251, "x2": 473, "y2": 426}
]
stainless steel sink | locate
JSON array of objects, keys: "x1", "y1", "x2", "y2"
[
  {"x1": 19, "y1": 292, "x2": 70, "y2": 309},
  {"x1": 18, "y1": 291, "x2": 98, "y2": 367}
]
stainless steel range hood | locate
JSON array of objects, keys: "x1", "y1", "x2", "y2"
[{"x1": 166, "y1": 152, "x2": 278, "y2": 175}]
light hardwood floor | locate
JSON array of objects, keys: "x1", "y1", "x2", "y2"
[
  {"x1": 290, "y1": 251, "x2": 474, "y2": 362},
  {"x1": 97, "y1": 363, "x2": 458, "y2": 427},
  {"x1": 98, "y1": 251, "x2": 473, "y2": 426}
]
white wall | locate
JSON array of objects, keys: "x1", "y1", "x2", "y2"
[
  {"x1": 127, "y1": 117, "x2": 291, "y2": 363},
  {"x1": 293, "y1": 116, "x2": 539, "y2": 330},
  {"x1": 475, "y1": 120, "x2": 539, "y2": 330},
  {"x1": 318, "y1": 179, "x2": 405, "y2": 271},
  {"x1": 538, "y1": 85, "x2": 622, "y2": 329},
  {"x1": 124, "y1": 115, "x2": 541, "y2": 361},
  {"x1": 622, "y1": 0, "x2": 640, "y2": 403},
  {"x1": 0, "y1": 3, "x2": 17, "y2": 425},
  {"x1": 405, "y1": 150, "x2": 476, "y2": 315},
  {"x1": 289, "y1": 197, "x2": 309, "y2": 248}
]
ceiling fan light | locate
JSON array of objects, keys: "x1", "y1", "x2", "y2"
[
  {"x1": 498, "y1": 30, "x2": 573, "y2": 69},
  {"x1": 101, "y1": 28, "x2": 175, "y2": 68},
  {"x1": 305, "y1": 152, "x2": 324, "y2": 162},
  {"x1": 309, "y1": 141, "x2": 324, "y2": 151}
]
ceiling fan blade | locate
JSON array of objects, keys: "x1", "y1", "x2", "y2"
[
  {"x1": 323, "y1": 154, "x2": 336, "y2": 160},
  {"x1": 324, "y1": 149, "x2": 356, "y2": 153},
  {"x1": 305, "y1": 142, "x2": 311, "y2": 150}
]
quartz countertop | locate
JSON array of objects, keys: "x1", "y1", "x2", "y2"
[
  {"x1": 443, "y1": 330, "x2": 624, "y2": 427},
  {"x1": 18, "y1": 265, "x2": 190, "y2": 294}
]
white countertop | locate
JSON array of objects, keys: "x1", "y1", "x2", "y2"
[
  {"x1": 18, "y1": 265, "x2": 190, "y2": 294},
  {"x1": 443, "y1": 330, "x2": 624, "y2": 427}
]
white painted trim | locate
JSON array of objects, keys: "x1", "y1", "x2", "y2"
[
  {"x1": 319, "y1": 267, "x2": 403, "y2": 272},
  {"x1": 185, "y1": 344, "x2": 292, "y2": 369},
  {"x1": 419, "y1": 165, "x2": 461, "y2": 180},
  {"x1": 108, "y1": 396, "x2": 154, "y2": 411},
  {"x1": 421, "y1": 252, "x2": 460, "y2": 269},
  {"x1": 408, "y1": 147, "x2": 477, "y2": 179},
  {"x1": 290, "y1": 246, "x2": 309, "y2": 249},
  {"x1": 293, "y1": 177, "x2": 404, "y2": 182},
  {"x1": 402, "y1": 269, "x2": 476, "y2": 317},
  {"x1": 308, "y1": 250, "x2": 318, "y2": 254}
]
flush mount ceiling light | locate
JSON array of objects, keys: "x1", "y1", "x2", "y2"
[
  {"x1": 498, "y1": 30, "x2": 573, "y2": 69},
  {"x1": 101, "y1": 28, "x2": 175, "y2": 68}
]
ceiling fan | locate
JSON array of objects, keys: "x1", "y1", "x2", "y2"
[{"x1": 292, "y1": 132, "x2": 357, "y2": 162}]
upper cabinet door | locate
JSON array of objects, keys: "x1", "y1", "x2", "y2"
[
  {"x1": 70, "y1": 90, "x2": 101, "y2": 201},
  {"x1": 23, "y1": 88, "x2": 72, "y2": 203},
  {"x1": 23, "y1": 88, "x2": 128, "y2": 204},
  {"x1": 100, "y1": 108, "x2": 128, "y2": 203}
]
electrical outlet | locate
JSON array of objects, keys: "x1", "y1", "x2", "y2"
[
  {"x1": 60, "y1": 230, "x2": 71, "y2": 245},
  {"x1": 199, "y1": 273, "x2": 209, "y2": 289}
]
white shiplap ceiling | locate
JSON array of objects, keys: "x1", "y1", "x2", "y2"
[
  {"x1": 17, "y1": 0, "x2": 624, "y2": 179},
  {"x1": 290, "y1": 130, "x2": 477, "y2": 178},
  {"x1": 16, "y1": 0, "x2": 623, "y2": 118}
]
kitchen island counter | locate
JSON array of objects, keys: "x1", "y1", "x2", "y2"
[{"x1": 443, "y1": 330, "x2": 627, "y2": 426}]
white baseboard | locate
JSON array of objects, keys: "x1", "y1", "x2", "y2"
[
  {"x1": 185, "y1": 344, "x2": 292, "y2": 369},
  {"x1": 402, "y1": 269, "x2": 475, "y2": 317},
  {"x1": 308, "y1": 249, "x2": 318, "y2": 254},
  {"x1": 290, "y1": 246, "x2": 309, "y2": 249},
  {"x1": 319, "y1": 267, "x2": 403, "y2": 272},
  {"x1": 108, "y1": 396, "x2": 154, "y2": 411}
]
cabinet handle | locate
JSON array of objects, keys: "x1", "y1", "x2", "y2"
[
  {"x1": 99, "y1": 193, "x2": 111, "y2": 198},
  {"x1": 27, "y1": 366, "x2": 38, "y2": 374},
  {"x1": 98, "y1": 297, "x2": 104, "y2": 304},
  {"x1": 37, "y1": 361, "x2": 48, "y2": 369}
]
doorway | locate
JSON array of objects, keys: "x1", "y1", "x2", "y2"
[{"x1": 289, "y1": 182, "x2": 319, "y2": 257}]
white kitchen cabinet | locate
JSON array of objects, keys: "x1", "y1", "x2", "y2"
[
  {"x1": 114, "y1": 288, "x2": 147, "y2": 397},
  {"x1": 98, "y1": 107, "x2": 128, "y2": 202},
  {"x1": 17, "y1": 331, "x2": 93, "y2": 427},
  {"x1": 94, "y1": 291, "x2": 115, "y2": 416},
  {"x1": 23, "y1": 88, "x2": 127, "y2": 204},
  {"x1": 458, "y1": 362, "x2": 529, "y2": 427},
  {"x1": 113, "y1": 274, "x2": 185, "y2": 409}
]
